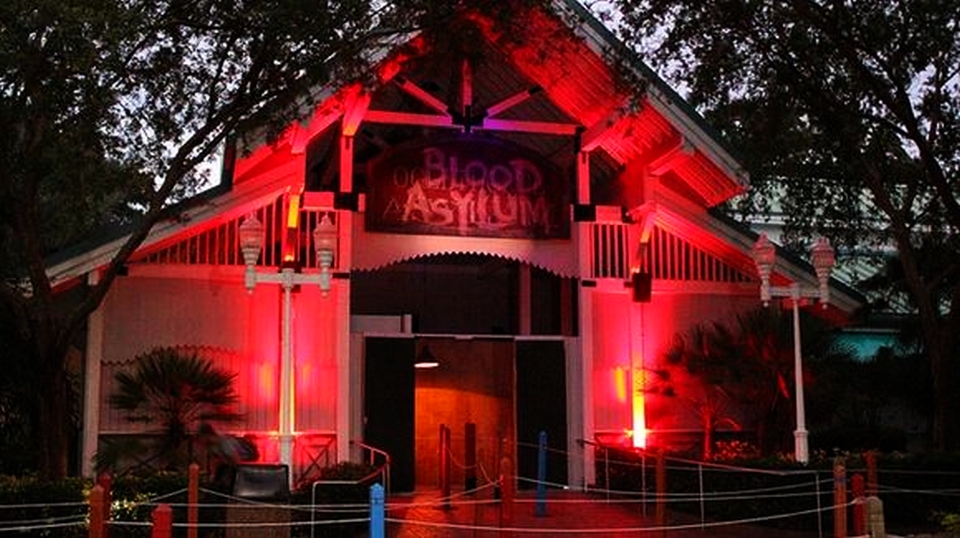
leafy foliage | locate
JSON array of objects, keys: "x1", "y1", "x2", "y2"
[
  {"x1": 97, "y1": 347, "x2": 241, "y2": 474},
  {"x1": 662, "y1": 307, "x2": 853, "y2": 457},
  {"x1": 0, "y1": 0, "x2": 557, "y2": 479},
  {"x1": 614, "y1": 0, "x2": 960, "y2": 450}
]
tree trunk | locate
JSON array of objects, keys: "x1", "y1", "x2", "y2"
[{"x1": 37, "y1": 362, "x2": 70, "y2": 480}]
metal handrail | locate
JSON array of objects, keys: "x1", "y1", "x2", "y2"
[
  {"x1": 577, "y1": 437, "x2": 611, "y2": 500},
  {"x1": 350, "y1": 439, "x2": 391, "y2": 495}
]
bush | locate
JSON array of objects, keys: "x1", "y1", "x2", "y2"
[{"x1": 0, "y1": 475, "x2": 88, "y2": 537}]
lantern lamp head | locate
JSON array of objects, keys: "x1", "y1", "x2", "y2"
[
  {"x1": 312, "y1": 213, "x2": 338, "y2": 295},
  {"x1": 239, "y1": 214, "x2": 265, "y2": 292},
  {"x1": 810, "y1": 237, "x2": 836, "y2": 306},
  {"x1": 751, "y1": 233, "x2": 776, "y2": 305}
]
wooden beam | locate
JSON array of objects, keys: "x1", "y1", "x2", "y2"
[
  {"x1": 484, "y1": 86, "x2": 541, "y2": 118},
  {"x1": 394, "y1": 75, "x2": 451, "y2": 115},
  {"x1": 580, "y1": 106, "x2": 626, "y2": 153},
  {"x1": 364, "y1": 110, "x2": 457, "y2": 128},
  {"x1": 340, "y1": 135, "x2": 354, "y2": 193},
  {"x1": 342, "y1": 90, "x2": 372, "y2": 137},
  {"x1": 291, "y1": 106, "x2": 342, "y2": 154},
  {"x1": 648, "y1": 137, "x2": 694, "y2": 176},
  {"x1": 461, "y1": 59, "x2": 473, "y2": 115},
  {"x1": 577, "y1": 151, "x2": 590, "y2": 204},
  {"x1": 480, "y1": 118, "x2": 580, "y2": 136}
]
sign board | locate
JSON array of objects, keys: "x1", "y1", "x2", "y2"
[{"x1": 365, "y1": 136, "x2": 570, "y2": 239}]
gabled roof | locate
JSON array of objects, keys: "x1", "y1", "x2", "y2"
[{"x1": 48, "y1": 0, "x2": 752, "y2": 286}]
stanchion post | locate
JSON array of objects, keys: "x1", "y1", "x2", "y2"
[
  {"x1": 440, "y1": 425, "x2": 451, "y2": 510},
  {"x1": 89, "y1": 484, "x2": 105, "y2": 538},
  {"x1": 535, "y1": 431, "x2": 547, "y2": 517},
  {"x1": 151, "y1": 504, "x2": 172, "y2": 538},
  {"x1": 851, "y1": 474, "x2": 865, "y2": 537},
  {"x1": 97, "y1": 474, "x2": 112, "y2": 538},
  {"x1": 833, "y1": 457, "x2": 847, "y2": 538},
  {"x1": 465, "y1": 422, "x2": 477, "y2": 492},
  {"x1": 188, "y1": 463, "x2": 199, "y2": 538},
  {"x1": 500, "y1": 456, "x2": 514, "y2": 538},
  {"x1": 655, "y1": 449, "x2": 666, "y2": 538},
  {"x1": 865, "y1": 450, "x2": 878, "y2": 497},
  {"x1": 370, "y1": 483, "x2": 385, "y2": 538},
  {"x1": 866, "y1": 496, "x2": 886, "y2": 538}
]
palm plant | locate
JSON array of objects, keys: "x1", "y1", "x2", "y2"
[
  {"x1": 662, "y1": 307, "x2": 848, "y2": 459},
  {"x1": 96, "y1": 347, "x2": 242, "y2": 474}
]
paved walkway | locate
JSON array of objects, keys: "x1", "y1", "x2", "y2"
[{"x1": 384, "y1": 488, "x2": 820, "y2": 537}]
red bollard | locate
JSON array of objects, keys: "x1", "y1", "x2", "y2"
[
  {"x1": 89, "y1": 485, "x2": 105, "y2": 538},
  {"x1": 500, "y1": 456, "x2": 514, "y2": 538},
  {"x1": 96, "y1": 474, "x2": 112, "y2": 538},
  {"x1": 151, "y1": 504, "x2": 172, "y2": 538},
  {"x1": 439, "y1": 425, "x2": 451, "y2": 509},
  {"x1": 833, "y1": 458, "x2": 847, "y2": 538},
  {"x1": 465, "y1": 422, "x2": 477, "y2": 492},
  {"x1": 188, "y1": 463, "x2": 199, "y2": 538},
  {"x1": 852, "y1": 474, "x2": 865, "y2": 537}
]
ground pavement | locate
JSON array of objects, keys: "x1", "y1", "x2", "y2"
[{"x1": 383, "y1": 488, "x2": 821, "y2": 538}]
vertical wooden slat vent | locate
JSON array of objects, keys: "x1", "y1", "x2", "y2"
[
  {"x1": 649, "y1": 227, "x2": 750, "y2": 283},
  {"x1": 589, "y1": 222, "x2": 629, "y2": 280},
  {"x1": 139, "y1": 196, "x2": 286, "y2": 267}
]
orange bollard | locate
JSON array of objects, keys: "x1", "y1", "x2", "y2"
[
  {"x1": 188, "y1": 463, "x2": 199, "y2": 538},
  {"x1": 97, "y1": 474, "x2": 112, "y2": 538},
  {"x1": 833, "y1": 458, "x2": 847, "y2": 538},
  {"x1": 500, "y1": 456, "x2": 514, "y2": 538},
  {"x1": 89, "y1": 484, "x2": 105, "y2": 538},
  {"x1": 151, "y1": 504, "x2": 172, "y2": 538},
  {"x1": 852, "y1": 474, "x2": 865, "y2": 537}
]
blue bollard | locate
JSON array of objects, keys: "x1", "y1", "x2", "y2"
[
  {"x1": 370, "y1": 483, "x2": 385, "y2": 538},
  {"x1": 536, "y1": 430, "x2": 547, "y2": 517}
]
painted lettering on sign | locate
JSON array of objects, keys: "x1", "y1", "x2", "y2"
[{"x1": 366, "y1": 137, "x2": 570, "y2": 239}]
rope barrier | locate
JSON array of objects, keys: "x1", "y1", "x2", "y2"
[
  {"x1": 0, "y1": 518, "x2": 87, "y2": 533},
  {"x1": 384, "y1": 500, "x2": 855, "y2": 534},
  {"x1": 0, "y1": 513, "x2": 88, "y2": 527},
  {"x1": 0, "y1": 501, "x2": 87, "y2": 510}
]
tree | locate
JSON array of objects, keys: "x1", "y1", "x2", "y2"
[
  {"x1": 0, "y1": 0, "x2": 565, "y2": 480},
  {"x1": 97, "y1": 347, "x2": 241, "y2": 474},
  {"x1": 613, "y1": 0, "x2": 960, "y2": 450}
]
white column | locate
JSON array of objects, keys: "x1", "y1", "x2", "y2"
[
  {"x1": 574, "y1": 150, "x2": 596, "y2": 486},
  {"x1": 565, "y1": 337, "x2": 585, "y2": 490},
  {"x1": 278, "y1": 269, "x2": 296, "y2": 476},
  {"x1": 81, "y1": 271, "x2": 104, "y2": 477},
  {"x1": 335, "y1": 211, "x2": 354, "y2": 463}
]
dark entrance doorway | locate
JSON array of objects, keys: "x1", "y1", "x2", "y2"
[
  {"x1": 363, "y1": 337, "x2": 415, "y2": 493},
  {"x1": 516, "y1": 340, "x2": 568, "y2": 489}
]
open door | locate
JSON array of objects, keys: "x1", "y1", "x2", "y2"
[
  {"x1": 516, "y1": 340, "x2": 568, "y2": 489},
  {"x1": 363, "y1": 337, "x2": 415, "y2": 493}
]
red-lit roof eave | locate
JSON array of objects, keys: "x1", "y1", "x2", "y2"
[{"x1": 677, "y1": 150, "x2": 748, "y2": 207}]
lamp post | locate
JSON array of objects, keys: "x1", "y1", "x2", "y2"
[
  {"x1": 238, "y1": 212, "x2": 338, "y2": 478},
  {"x1": 751, "y1": 233, "x2": 835, "y2": 464}
]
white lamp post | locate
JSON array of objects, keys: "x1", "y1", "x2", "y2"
[
  {"x1": 751, "y1": 233, "x2": 835, "y2": 464},
  {"x1": 238, "y1": 212, "x2": 338, "y2": 479}
]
